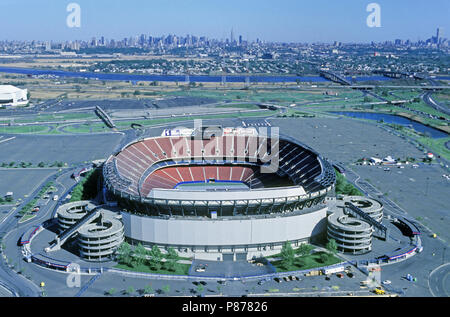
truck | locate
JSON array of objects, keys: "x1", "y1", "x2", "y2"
[{"x1": 322, "y1": 266, "x2": 345, "y2": 275}]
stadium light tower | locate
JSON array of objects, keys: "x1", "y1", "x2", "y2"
[
  {"x1": 185, "y1": 61, "x2": 190, "y2": 84},
  {"x1": 221, "y1": 65, "x2": 226, "y2": 86},
  {"x1": 245, "y1": 60, "x2": 250, "y2": 87}
]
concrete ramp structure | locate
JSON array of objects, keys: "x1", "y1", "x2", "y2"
[{"x1": 45, "y1": 201, "x2": 124, "y2": 261}]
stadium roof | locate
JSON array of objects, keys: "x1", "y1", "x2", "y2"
[{"x1": 0, "y1": 85, "x2": 24, "y2": 94}]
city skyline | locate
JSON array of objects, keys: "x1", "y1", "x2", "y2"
[{"x1": 0, "y1": 0, "x2": 449, "y2": 43}]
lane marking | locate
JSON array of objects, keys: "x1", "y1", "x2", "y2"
[{"x1": 0, "y1": 137, "x2": 15, "y2": 145}]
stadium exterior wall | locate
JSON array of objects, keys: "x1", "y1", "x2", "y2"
[{"x1": 121, "y1": 205, "x2": 328, "y2": 261}]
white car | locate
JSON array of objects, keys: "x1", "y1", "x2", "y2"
[{"x1": 382, "y1": 280, "x2": 391, "y2": 285}]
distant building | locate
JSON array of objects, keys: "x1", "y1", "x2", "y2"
[{"x1": 0, "y1": 85, "x2": 29, "y2": 107}]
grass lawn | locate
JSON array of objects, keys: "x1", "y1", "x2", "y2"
[
  {"x1": 18, "y1": 212, "x2": 37, "y2": 223},
  {"x1": 15, "y1": 112, "x2": 97, "y2": 124},
  {"x1": 215, "y1": 103, "x2": 260, "y2": 110},
  {"x1": 0, "y1": 125, "x2": 49, "y2": 134},
  {"x1": 270, "y1": 251, "x2": 342, "y2": 273},
  {"x1": 63, "y1": 123, "x2": 109, "y2": 133},
  {"x1": 115, "y1": 262, "x2": 191, "y2": 275},
  {"x1": 62, "y1": 110, "x2": 274, "y2": 133},
  {"x1": 166, "y1": 88, "x2": 361, "y2": 104},
  {"x1": 417, "y1": 136, "x2": 450, "y2": 161}
]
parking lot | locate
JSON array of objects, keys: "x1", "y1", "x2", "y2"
[
  {"x1": 0, "y1": 169, "x2": 57, "y2": 204},
  {"x1": 0, "y1": 133, "x2": 123, "y2": 165}
]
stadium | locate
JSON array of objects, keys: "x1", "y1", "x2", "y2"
[{"x1": 102, "y1": 125, "x2": 336, "y2": 261}]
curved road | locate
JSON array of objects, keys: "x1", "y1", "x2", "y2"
[
  {"x1": 0, "y1": 167, "x2": 80, "y2": 296},
  {"x1": 422, "y1": 91, "x2": 450, "y2": 117},
  {"x1": 429, "y1": 263, "x2": 450, "y2": 297}
]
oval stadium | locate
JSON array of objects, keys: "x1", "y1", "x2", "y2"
[{"x1": 103, "y1": 126, "x2": 336, "y2": 261}]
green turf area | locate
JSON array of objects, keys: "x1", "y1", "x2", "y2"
[
  {"x1": 416, "y1": 136, "x2": 450, "y2": 161},
  {"x1": 433, "y1": 92, "x2": 450, "y2": 108},
  {"x1": 114, "y1": 262, "x2": 191, "y2": 275},
  {"x1": 0, "y1": 198, "x2": 14, "y2": 205},
  {"x1": 63, "y1": 123, "x2": 109, "y2": 133},
  {"x1": 405, "y1": 101, "x2": 450, "y2": 121},
  {"x1": 113, "y1": 110, "x2": 273, "y2": 129},
  {"x1": 14, "y1": 113, "x2": 97, "y2": 124},
  {"x1": 278, "y1": 108, "x2": 316, "y2": 117},
  {"x1": 0, "y1": 125, "x2": 49, "y2": 134},
  {"x1": 215, "y1": 103, "x2": 260, "y2": 110},
  {"x1": 18, "y1": 213, "x2": 37, "y2": 223},
  {"x1": 270, "y1": 251, "x2": 342, "y2": 272},
  {"x1": 60, "y1": 109, "x2": 274, "y2": 134},
  {"x1": 165, "y1": 88, "x2": 362, "y2": 104}
]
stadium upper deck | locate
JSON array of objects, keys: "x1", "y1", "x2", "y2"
[{"x1": 103, "y1": 127, "x2": 335, "y2": 217}]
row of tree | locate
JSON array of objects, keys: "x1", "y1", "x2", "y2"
[
  {"x1": 279, "y1": 240, "x2": 338, "y2": 270},
  {"x1": 334, "y1": 171, "x2": 363, "y2": 196},
  {"x1": 116, "y1": 242, "x2": 180, "y2": 272},
  {"x1": 70, "y1": 168, "x2": 100, "y2": 202},
  {"x1": 0, "y1": 161, "x2": 65, "y2": 168}
]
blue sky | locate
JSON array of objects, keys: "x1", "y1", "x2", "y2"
[{"x1": 0, "y1": 0, "x2": 449, "y2": 43}]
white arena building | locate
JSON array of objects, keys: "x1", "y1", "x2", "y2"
[{"x1": 0, "y1": 85, "x2": 29, "y2": 107}]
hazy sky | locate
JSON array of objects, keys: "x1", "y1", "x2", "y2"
[{"x1": 0, "y1": 0, "x2": 449, "y2": 43}]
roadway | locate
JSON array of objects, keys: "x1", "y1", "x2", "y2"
[
  {"x1": 421, "y1": 91, "x2": 450, "y2": 117},
  {"x1": 429, "y1": 263, "x2": 450, "y2": 297},
  {"x1": 0, "y1": 156, "x2": 102, "y2": 296},
  {"x1": 0, "y1": 170, "x2": 65, "y2": 297}
]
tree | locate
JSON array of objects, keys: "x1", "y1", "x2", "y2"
[
  {"x1": 133, "y1": 243, "x2": 148, "y2": 267},
  {"x1": 161, "y1": 284, "x2": 170, "y2": 294},
  {"x1": 196, "y1": 284, "x2": 204, "y2": 294},
  {"x1": 326, "y1": 239, "x2": 338, "y2": 255},
  {"x1": 148, "y1": 245, "x2": 163, "y2": 271},
  {"x1": 143, "y1": 284, "x2": 154, "y2": 295},
  {"x1": 126, "y1": 286, "x2": 135, "y2": 295},
  {"x1": 320, "y1": 253, "x2": 329, "y2": 264},
  {"x1": 280, "y1": 241, "x2": 295, "y2": 269},
  {"x1": 296, "y1": 243, "x2": 314, "y2": 257},
  {"x1": 165, "y1": 247, "x2": 179, "y2": 272},
  {"x1": 107, "y1": 288, "x2": 117, "y2": 296},
  {"x1": 116, "y1": 242, "x2": 133, "y2": 266}
]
